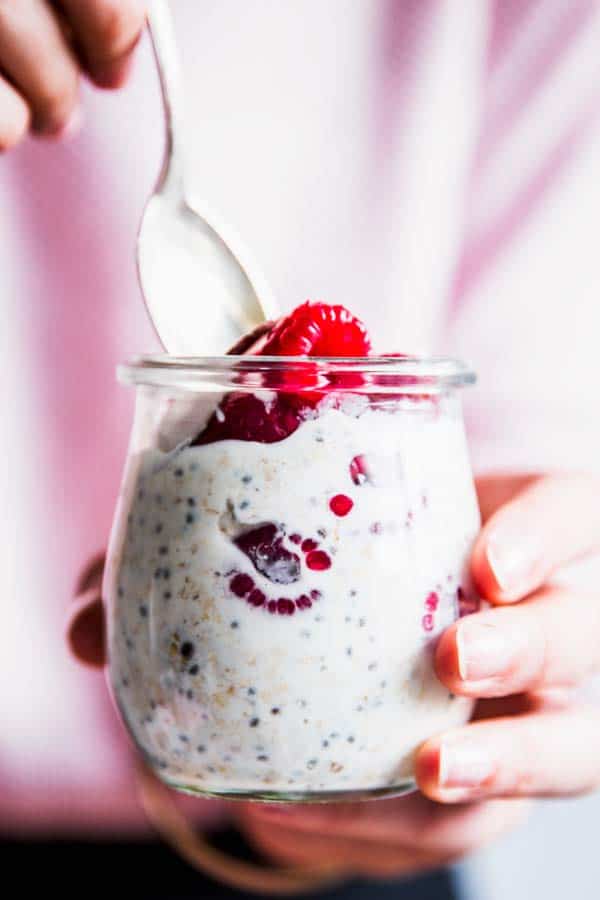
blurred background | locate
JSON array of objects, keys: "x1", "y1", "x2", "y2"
[{"x1": 2, "y1": 1, "x2": 600, "y2": 897}]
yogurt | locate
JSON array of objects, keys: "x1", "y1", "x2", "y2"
[{"x1": 107, "y1": 390, "x2": 479, "y2": 799}]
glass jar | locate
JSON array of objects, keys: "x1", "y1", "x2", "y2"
[{"x1": 105, "y1": 355, "x2": 480, "y2": 801}]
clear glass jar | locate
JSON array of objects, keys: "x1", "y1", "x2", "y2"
[{"x1": 105, "y1": 355, "x2": 480, "y2": 802}]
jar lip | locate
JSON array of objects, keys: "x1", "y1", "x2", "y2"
[{"x1": 119, "y1": 354, "x2": 476, "y2": 392}]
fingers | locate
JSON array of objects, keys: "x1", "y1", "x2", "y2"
[
  {"x1": 436, "y1": 585, "x2": 600, "y2": 697},
  {"x1": 66, "y1": 590, "x2": 105, "y2": 667},
  {"x1": 242, "y1": 815, "x2": 435, "y2": 878},
  {"x1": 58, "y1": 0, "x2": 146, "y2": 88},
  {"x1": 241, "y1": 792, "x2": 529, "y2": 859},
  {"x1": 0, "y1": 0, "x2": 80, "y2": 135},
  {"x1": 472, "y1": 473, "x2": 600, "y2": 603},
  {"x1": 0, "y1": 75, "x2": 29, "y2": 150},
  {"x1": 417, "y1": 704, "x2": 600, "y2": 802}
]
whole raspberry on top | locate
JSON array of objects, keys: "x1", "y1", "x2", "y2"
[{"x1": 251, "y1": 301, "x2": 371, "y2": 358}]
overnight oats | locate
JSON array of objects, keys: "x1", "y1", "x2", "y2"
[{"x1": 105, "y1": 303, "x2": 480, "y2": 801}]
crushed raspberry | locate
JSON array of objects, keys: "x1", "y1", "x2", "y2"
[
  {"x1": 306, "y1": 549, "x2": 332, "y2": 571},
  {"x1": 234, "y1": 524, "x2": 301, "y2": 584},
  {"x1": 289, "y1": 533, "x2": 302, "y2": 545},
  {"x1": 229, "y1": 573, "x2": 254, "y2": 597},
  {"x1": 425, "y1": 591, "x2": 439, "y2": 612},
  {"x1": 248, "y1": 588, "x2": 266, "y2": 607},
  {"x1": 349, "y1": 455, "x2": 371, "y2": 486},
  {"x1": 192, "y1": 392, "x2": 304, "y2": 446},
  {"x1": 422, "y1": 613, "x2": 434, "y2": 632},
  {"x1": 329, "y1": 494, "x2": 354, "y2": 517},
  {"x1": 277, "y1": 598, "x2": 295, "y2": 616},
  {"x1": 228, "y1": 525, "x2": 330, "y2": 614},
  {"x1": 301, "y1": 538, "x2": 318, "y2": 553},
  {"x1": 258, "y1": 301, "x2": 370, "y2": 358}
]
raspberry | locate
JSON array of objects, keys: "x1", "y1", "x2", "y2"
[
  {"x1": 305, "y1": 549, "x2": 332, "y2": 571},
  {"x1": 229, "y1": 573, "x2": 254, "y2": 597},
  {"x1": 234, "y1": 524, "x2": 301, "y2": 585},
  {"x1": 194, "y1": 302, "x2": 373, "y2": 443},
  {"x1": 329, "y1": 494, "x2": 354, "y2": 517},
  {"x1": 349, "y1": 455, "x2": 372, "y2": 486},
  {"x1": 425, "y1": 591, "x2": 439, "y2": 612},
  {"x1": 301, "y1": 538, "x2": 318, "y2": 553},
  {"x1": 191, "y1": 392, "x2": 304, "y2": 446},
  {"x1": 422, "y1": 613, "x2": 434, "y2": 633},
  {"x1": 258, "y1": 301, "x2": 371, "y2": 358}
]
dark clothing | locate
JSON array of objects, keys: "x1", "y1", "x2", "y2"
[{"x1": 0, "y1": 830, "x2": 457, "y2": 899}]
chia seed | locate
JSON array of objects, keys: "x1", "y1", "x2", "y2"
[
  {"x1": 241, "y1": 475, "x2": 252, "y2": 484},
  {"x1": 159, "y1": 546, "x2": 168, "y2": 555},
  {"x1": 189, "y1": 664, "x2": 199, "y2": 675},
  {"x1": 270, "y1": 707, "x2": 280, "y2": 715},
  {"x1": 249, "y1": 717, "x2": 260, "y2": 728},
  {"x1": 247, "y1": 687, "x2": 256, "y2": 696},
  {"x1": 230, "y1": 621, "x2": 239, "y2": 629},
  {"x1": 347, "y1": 736, "x2": 355, "y2": 744},
  {"x1": 186, "y1": 513, "x2": 195, "y2": 524},
  {"x1": 163, "y1": 591, "x2": 172, "y2": 600},
  {"x1": 187, "y1": 497, "x2": 196, "y2": 507},
  {"x1": 186, "y1": 690, "x2": 193, "y2": 700},
  {"x1": 155, "y1": 523, "x2": 163, "y2": 534},
  {"x1": 174, "y1": 468, "x2": 184, "y2": 478},
  {"x1": 179, "y1": 734, "x2": 189, "y2": 742},
  {"x1": 180, "y1": 641, "x2": 195, "y2": 659},
  {"x1": 307, "y1": 758, "x2": 318, "y2": 770},
  {"x1": 197, "y1": 745, "x2": 206, "y2": 753},
  {"x1": 139, "y1": 605, "x2": 148, "y2": 617},
  {"x1": 257, "y1": 755, "x2": 269, "y2": 762}
]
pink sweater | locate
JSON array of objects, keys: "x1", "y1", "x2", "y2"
[{"x1": 1, "y1": 0, "x2": 600, "y2": 837}]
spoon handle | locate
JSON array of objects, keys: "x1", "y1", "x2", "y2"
[{"x1": 146, "y1": 0, "x2": 187, "y2": 193}]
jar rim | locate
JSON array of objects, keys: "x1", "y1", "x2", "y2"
[{"x1": 118, "y1": 354, "x2": 476, "y2": 393}]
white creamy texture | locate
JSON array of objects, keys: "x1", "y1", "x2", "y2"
[{"x1": 108, "y1": 395, "x2": 479, "y2": 796}]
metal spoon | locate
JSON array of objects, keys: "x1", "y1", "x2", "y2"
[{"x1": 138, "y1": 0, "x2": 277, "y2": 355}]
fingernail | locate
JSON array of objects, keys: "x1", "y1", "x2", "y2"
[
  {"x1": 439, "y1": 742, "x2": 495, "y2": 789},
  {"x1": 486, "y1": 530, "x2": 536, "y2": 594},
  {"x1": 456, "y1": 621, "x2": 517, "y2": 682}
]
